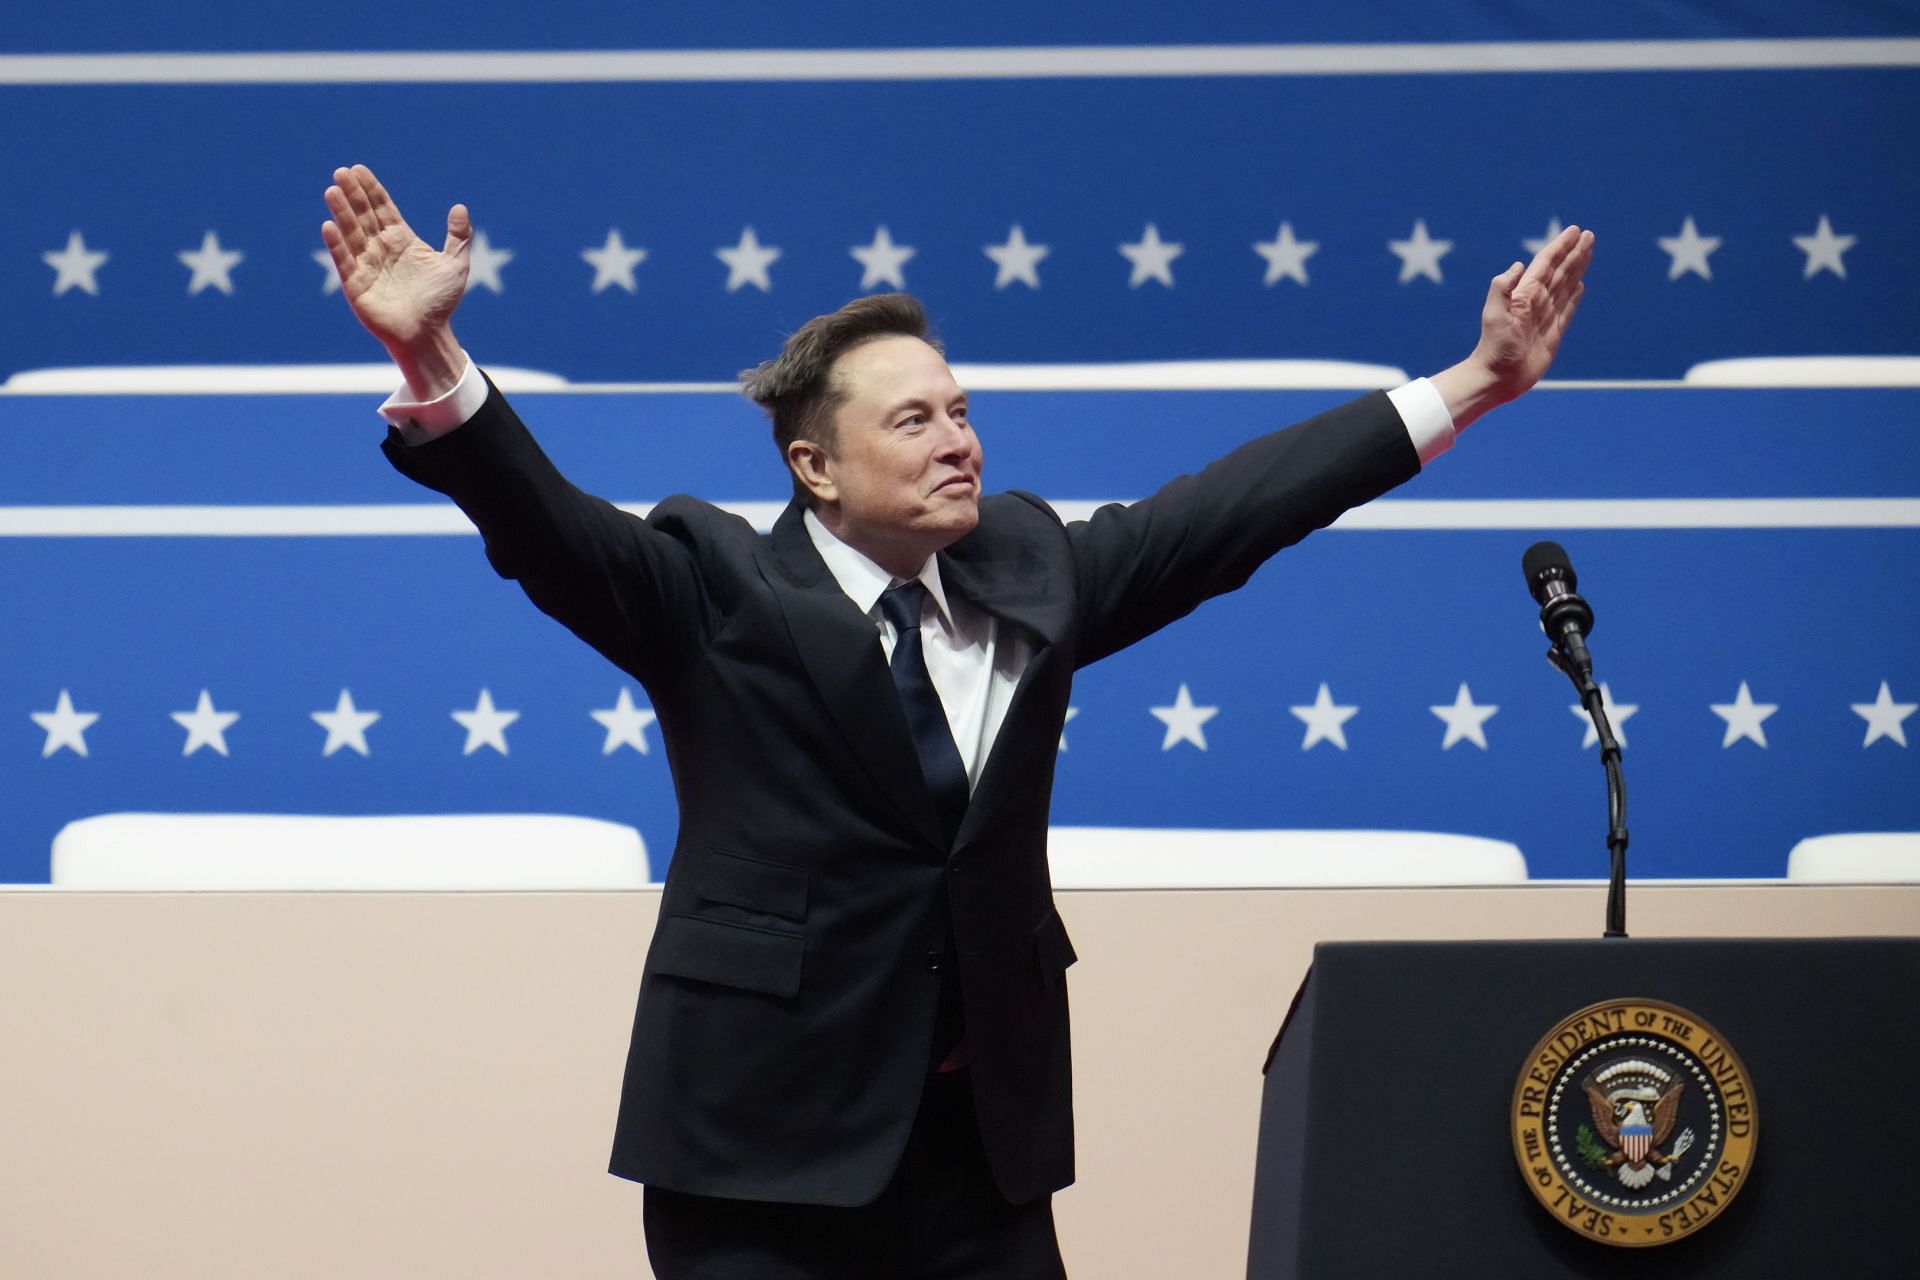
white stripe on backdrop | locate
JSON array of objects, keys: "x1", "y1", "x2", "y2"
[
  {"x1": 2, "y1": 498, "x2": 1916, "y2": 537},
  {"x1": 2, "y1": 40, "x2": 1919, "y2": 85}
]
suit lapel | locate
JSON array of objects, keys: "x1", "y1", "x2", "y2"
[
  {"x1": 937, "y1": 536, "x2": 1071, "y2": 652},
  {"x1": 938, "y1": 530, "x2": 1074, "y2": 848},
  {"x1": 764, "y1": 503, "x2": 950, "y2": 849}
]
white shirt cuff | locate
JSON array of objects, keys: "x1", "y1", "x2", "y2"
[
  {"x1": 379, "y1": 353, "x2": 484, "y2": 444},
  {"x1": 1386, "y1": 377, "x2": 1457, "y2": 466}
]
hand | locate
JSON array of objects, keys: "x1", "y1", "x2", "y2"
[
  {"x1": 1431, "y1": 224, "x2": 1595, "y2": 430},
  {"x1": 320, "y1": 164, "x2": 470, "y2": 396}
]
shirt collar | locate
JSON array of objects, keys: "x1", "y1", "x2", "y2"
[{"x1": 803, "y1": 507, "x2": 955, "y2": 627}]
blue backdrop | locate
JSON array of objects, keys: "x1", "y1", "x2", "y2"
[
  {"x1": 4, "y1": 4, "x2": 1916, "y2": 381},
  {"x1": 4, "y1": 386, "x2": 1916, "y2": 882},
  {"x1": 3, "y1": 4, "x2": 1917, "y2": 882}
]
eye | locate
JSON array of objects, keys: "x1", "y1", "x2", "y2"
[{"x1": 897, "y1": 412, "x2": 928, "y2": 429}]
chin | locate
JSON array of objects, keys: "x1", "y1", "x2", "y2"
[{"x1": 928, "y1": 503, "x2": 979, "y2": 544}]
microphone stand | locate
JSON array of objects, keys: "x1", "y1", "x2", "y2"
[{"x1": 1546, "y1": 647, "x2": 1629, "y2": 938}]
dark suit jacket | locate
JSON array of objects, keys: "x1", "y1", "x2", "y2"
[{"x1": 383, "y1": 379, "x2": 1419, "y2": 1207}]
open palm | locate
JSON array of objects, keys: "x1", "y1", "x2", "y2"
[
  {"x1": 1474, "y1": 225, "x2": 1593, "y2": 399},
  {"x1": 320, "y1": 164, "x2": 471, "y2": 348}
]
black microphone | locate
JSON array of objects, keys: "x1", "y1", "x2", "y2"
[
  {"x1": 1522, "y1": 540, "x2": 1595, "y2": 682},
  {"x1": 1521, "y1": 539, "x2": 1629, "y2": 937}
]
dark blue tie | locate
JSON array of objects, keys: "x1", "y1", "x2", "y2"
[{"x1": 878, "y1": 581, "x2": 970, "y2": 842}]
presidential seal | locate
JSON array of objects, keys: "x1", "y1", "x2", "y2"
[{"x1": 1511, "y1": 998, "x2": 1757, "y2": 1248}]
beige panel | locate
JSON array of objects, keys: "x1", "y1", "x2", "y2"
[{"x1": 0, "y1": 884, "x2": 1914, "y2": 1278}]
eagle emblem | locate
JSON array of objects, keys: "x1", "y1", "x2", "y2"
[
  {"x1": 1582, "y1": 1059, "x2": 1695, "y2": 1189},
  {"x1": 1514, "y1": 998, "x2": 1758, "y2": 1247}
]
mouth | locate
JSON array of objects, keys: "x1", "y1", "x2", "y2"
[{"x1": 933, "y1": 476, "x2": 976, "y2": 494}]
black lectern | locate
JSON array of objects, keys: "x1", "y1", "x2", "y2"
[{"x1": 1248, "y1": 938, "x2": 1920, "y2": 1277}]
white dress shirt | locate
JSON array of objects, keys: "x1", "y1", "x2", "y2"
[{"x1": 801, "y1": 508, "x2": 1027, "y2": 792}]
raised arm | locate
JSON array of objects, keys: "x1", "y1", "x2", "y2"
[
  {"x1": 1429, "y1": 223, "x2": 1595, "y2": 430},
  {"x1": 320, "y1": 164, "x2": 472, "y2": 402},
  {"x1": 1064, "y1": 226, "x2": 1596, "y2": 664},
  {"x1": 326, "y1": 164, "x2": 710, "y2": 683}
]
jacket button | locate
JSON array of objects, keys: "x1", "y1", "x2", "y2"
[{"x1": 924, "y1": 951, "x2": 944, "y2": 972}]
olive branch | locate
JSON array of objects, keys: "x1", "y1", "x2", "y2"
[{"x1": 1575, "y1": 1124, "x2": 1612, "y2": 1169}]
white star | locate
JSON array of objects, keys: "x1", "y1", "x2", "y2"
[
  {"x1": 311, "y1": 248, "x2": 342, "y2": 295},
  {"x1": 177, "y1": 231, "x2": 244, "y2": 296},
  {"x1": 582, "y1": 229, "x2": 648, "y2": 294},
  {"x1": 465, "y1": 229, "x2": 514, "y2": 294},
  {"x1": 716, "y1": 227, "x2": 781, "y2": 293},
  {"x1": 1290, "y1": 682, "x2": 1359, "y2": 751},
  {"x1": 1709, "y1": 681, "x2": 1778, "y2": 749},
  {"x1": 590, "y1": 687, "x2": 657, "y2": 755},
  {"x1": 453, "y1": 689, "x2": 519, "y2": 756},
  {"x1": 984, "y1": 224, "x2": 1049, "y2": 290},
  {"x1": 1792, "y1": 215, "x2": 1856, "y2": 280},
  {"x1": 1388, "y1": 220, "x2": 1452, "y2": 284},
  {"x1": 1150, "y1": 683, "x2": 1218, "y2": 751},
  {"x1": 1429, "y1": 683, "x2": 1499, "y2": 750},
  {"x1": 171, "y1": 689, "x2": 239, "y2": 757},
  {"x1": 312, "y1": 689, "x2": 380, "y2": 757},
  {"x1": 31, "y1": 690, "x2": 100, "y2": 758},
  {"x1": 1570, "y1": 683, "x2": 1637, "y2": 749},
  {"x1": 1852, "y1": 681, "x2": 1916, "y2": 749},
  {"x1": 1523, "y1": 218, "x2": 1567, "y2": 256},
  {"x1": 1059, "y1": 705, "x2": 1079, "y2": 752},
  {"x1": 850, "y1": 225, "x2": 916, "y2": 290},
  {"x1": 42, "y1": 230, "x2": 109, "y2": 296},
  {"x1": 1253, "y1": 222, "x2": 1318, "y2": 286},
  {"x1": 1119, "y1": 223, "x2": 1184, "y2": 288},
  {"x1": 1658, "y1": 216, "x2": 1721, "y2": 281}
]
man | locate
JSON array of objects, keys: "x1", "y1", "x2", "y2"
[{"x1": 321, "y1": 163, "x2": 1592, "y2": 1277}]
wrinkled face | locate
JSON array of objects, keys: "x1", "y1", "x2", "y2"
[{"x1": 811, "y1": 335, "x2": 983, "y2": 565}]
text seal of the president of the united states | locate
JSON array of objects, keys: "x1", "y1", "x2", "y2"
[{"x1": 1511, "y1": 997, "x2": 1758, "y2": 1247}]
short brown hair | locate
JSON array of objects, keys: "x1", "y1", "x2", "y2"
[{"x1": 739, "y1": 293, "x2": 941, "y2": 505}]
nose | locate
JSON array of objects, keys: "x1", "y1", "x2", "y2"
[{"x1": 934, "y1": 413, "x2": 973, "y2": 460}]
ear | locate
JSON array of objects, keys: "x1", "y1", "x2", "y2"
[{"x1": 787, "y1": 438, "x2": 837, "y2": 505}]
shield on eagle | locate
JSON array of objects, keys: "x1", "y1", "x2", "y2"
[{"x1": 1620, "y1": 1121, "x2": 1652, "y2": 1165}]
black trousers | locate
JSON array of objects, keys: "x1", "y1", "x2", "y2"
[{"x1": 642, "y1": 1068, "x2": 1067, "y2": 1279}]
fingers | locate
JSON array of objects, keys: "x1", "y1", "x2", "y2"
[
  {"x1": 318, "y1": 220, "x2": 354, "y2": 284},
  {"x1": 323, "y1": 185, "x2": 369, "y2": 258},
  {"x1": 1481, "y1": 261, "x2": 1523, "y2": 316},
  {"x1": 1563, "y1": 230, "x2": 1596, "y2": 289},
  {"x1": 1545, "y1": 228, "x2": 1590, "y2": 284},
  {"x1": 326, "y1": 168, "x2": 378, "y2": 257},
  {"x1": 1543, "y1": 230, "x2": 1595, "y2": 313},
  {"x1": 1534, "y1": 280, "x2": 1585, "y2": 364},
  {"x1": 354, "y1": 164, "x2": 406, "y2": 235},
  {"x1": 1519, "y1": 223, "x2": 1582, "y2": 294},
  {"x1": 1510, "y1": 227, "x2": 1593, "y2": 326},
  {"x1": 443, "y1": 203, "x2": 472, "y2": 256},
  {"x1": 334, "y1": 165, "x2": 381, "y2": 239},
  {"x1": 1548, "y1": 280, "x2": 1586, "y2": 345},
  {"x1": 327, "y1": 162, "x2": 444, "y2": 267}
]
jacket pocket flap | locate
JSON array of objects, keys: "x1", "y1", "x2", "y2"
[
  {"x1": 1034, "y1": 908, "x2": 1078, "y2": 972},
  {"x1": 649, "y1": 914, "x2": 804, "y2": 998},
  {"x1": 699, "y1": 849, "x2": 810, "y2": 922}
]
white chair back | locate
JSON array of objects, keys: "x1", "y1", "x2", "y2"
[
  {"x1": 1047, "y1": 827, "x2": 1526, "y2": 888},
  {"x1": 1682, "y1": 356, "x2": 1920, "y2": 387},
  {"x1": 1785, "y1": 833, "x2": 1920, "y2": 883},
  {"x1": 50, "y1": 813, "x2": 650, "y2": 890}
]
